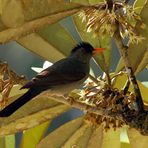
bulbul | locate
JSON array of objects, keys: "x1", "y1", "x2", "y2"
[{"x1": 0, "y1": 42, "x2": 104, "y2": 117}]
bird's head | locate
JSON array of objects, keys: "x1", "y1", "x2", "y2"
[{"x1": 70, "y1": 42, "x2": 104, "y2": 62}]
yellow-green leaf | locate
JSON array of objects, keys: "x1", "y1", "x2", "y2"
[
  {"x1": 0, "y1": 135, "x2": 15, "y2": 148},
  {"x1": 1, "y1": 0, "x2": 25, "y2": 27},
  {"x1": 18, "y1": 33, "x2": 65, "y2": 62},
  {"x1": 0, "y1": 1, "x2": 83, "y2": 44},
  {"x1": 89, "y1": 0, "x2": 105, "y2": 5},
  {"x1": 93, "y1": 36, "x2": 111, "y2": 73},
  {"x1": 72, "y1": 6, "x2": 111, "y2": 73},
  {"x1": 0, "y1": 95, "x2": 70, "y2": 136},
  {"x1": 22, "y1": 0, "x2": 82, "y2": 21},
  {"x1": 113, "y1": 74, "x2": 148, "y2": 102},
  {"x1": 9, "y1": 85, "x2": 27, "y2": 98},
  {"x1": 5, "y1": 135, "x2": 15, "y2": 148},
  {"x1": 20, "y1": 121, "x2": 50, "y2": 148},
  {"x1": 18, "y1": 23, "x2": 76, "y2": 62},
  {"x1": 87, "y1": 125, "x2": 103, "y2": 148},
  {"x1": 37, "y1": 117, "x2": 84, "y2": 148},
  {"x1": 71, "y1": 0, "x2": 89, "y2": 5},
  {"x1": 127, "y1": 128, "x2": 148, "y2": 148},
  {"x1": 116, "y1": 1, "x2": 148, "y2": 74},
  {"x1": 102, "y1": 128, "x2": 121, "y2": 148},
  {"x1": 62, "y1": 122, "x2": 94, "y2": 148},
  {"x1": 37, "y1": 23, "x2": 76, "y2": 57},
  {"x1": 0, "y1": 137, "x2": 5, "y2": 148},
  {"x1": 121, "y1": 142, "x2": 131, "y2": 148},
  {"x1": 133, "y1": 0, "x2": 147, "y2": 14}
]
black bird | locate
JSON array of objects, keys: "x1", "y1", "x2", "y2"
[{"x1": 0, "y1": 42, "x2": 104, "y2": 117}]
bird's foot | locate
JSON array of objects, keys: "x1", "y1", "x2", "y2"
[{"x1": 67, "y1": 96, "x2": 75, "y2": 105}]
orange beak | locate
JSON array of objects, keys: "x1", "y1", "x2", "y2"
[{"x1": 93, "y1": 48, "x2": 105, "y2": 54}]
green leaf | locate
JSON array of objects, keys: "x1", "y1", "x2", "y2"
[
  {"x1": 18, "y1": 23, "x2": 76, "y2": 62},
  {"x1": 0, "y1": 135, "x2": 15, "y2": 148},
  {"x1": 37, "y1": 117, "x2": 84, "y2": 148},
  {"x1": 0, "y1": 0, "x2": 82, "y2": 44},
  {"x1": 72, "y1": 2, "x2": 111, "y2": 73},
  {"x1": 20, "y1": 121, "x2": 50, "y2": 148},
  {"x1": 116, "y1": 1, "x2": 148, "y2": 74},
  {"x1": 5, "y1": 135, "x2": 15, "y2": 148}
]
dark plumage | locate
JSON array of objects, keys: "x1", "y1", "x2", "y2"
[
  {"x1": 0, "y1": 42, "x2": 104, "y2": 117},
  {"x1": 71, "y1": 42, "x2": 94, "y2": 53}
]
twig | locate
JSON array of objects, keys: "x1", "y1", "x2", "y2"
[
  {"x1": 88, "y1": 74, "x2": 99, "y2": 84},
  {"x1": 42, "y1": 92, "x2": 123, "y2": 120},
  {"x1": 106, "y1": 72, "x2": 111, "y2": 86},
  {"x1": 123, "y1": 79, "x2": 130, "y2": 95},
  {"x1": 42, "y1": 91, "x2": 148, "y2": 135},
  {"x1": 114, "y1": 30, "x2": 144, "y2": 112},
  {"x1": 106, "y1": 0, "x2": 113, "y2": 11}
]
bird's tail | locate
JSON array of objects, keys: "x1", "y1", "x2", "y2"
[{"x1": 0, "y1": 89, "x2": 41, "y2": 117}]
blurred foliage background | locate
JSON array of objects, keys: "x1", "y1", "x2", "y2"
[{"x1": 0, "y1": 0, "x2": 147, "y2": 148}]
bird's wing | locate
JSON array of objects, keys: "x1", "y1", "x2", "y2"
[{"x1": 22, "y1": 58, "x2": 87, "y2": 89}]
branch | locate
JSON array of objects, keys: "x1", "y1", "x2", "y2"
[
  {"x1": 42, "y1": 90, "x2": 148, "y2": 135},
  {"x1": 123, "y1": 79, "x2": 130, "y2": 95},
  {"x1": 42, "y1": 92, "x2": 123, "y2": 120},
  {"x1": 113, "y1": 30, "x2": 144, "y2": 112}
]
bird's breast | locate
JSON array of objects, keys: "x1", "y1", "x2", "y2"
[{"x1": 42, "y1": 76, "x2": 88, "y2": 97}]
